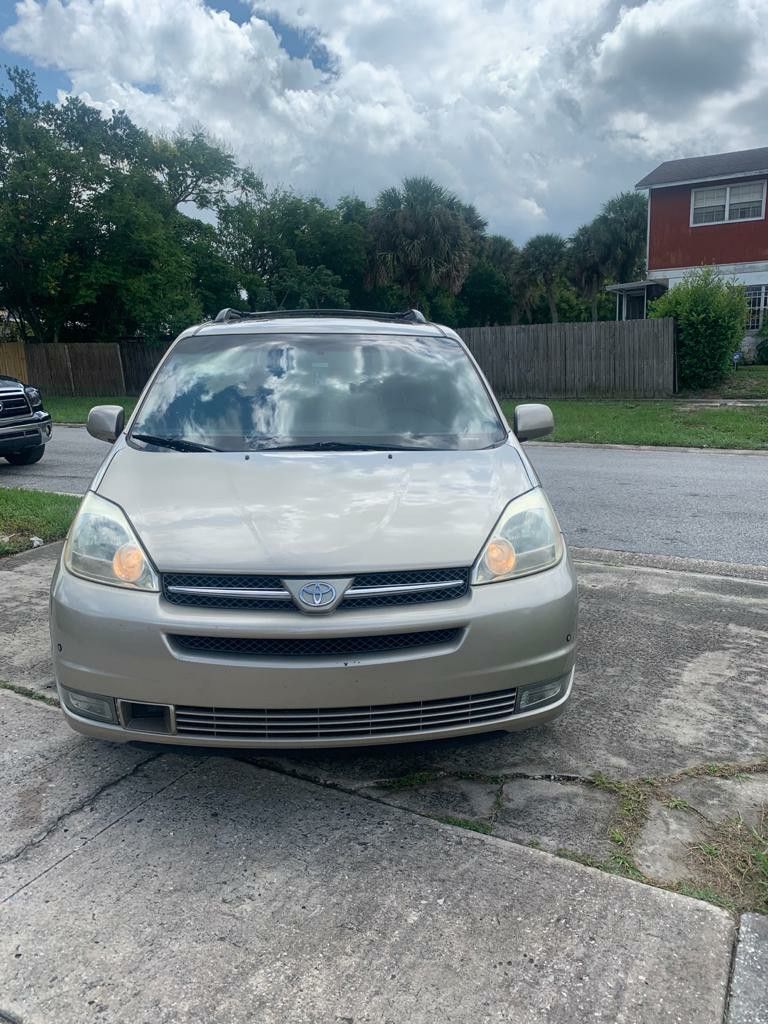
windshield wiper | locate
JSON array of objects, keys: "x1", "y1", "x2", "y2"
[
  {"x1": 132, "y1": 433, "x2": 221, "y2": 453},
  {"x1": 257, "y1": 441, "x2": 426, "y2": 452}
]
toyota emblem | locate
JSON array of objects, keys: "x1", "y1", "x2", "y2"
[{"x1": 298, "y1": 581, "x2": 337, "y2": 608}]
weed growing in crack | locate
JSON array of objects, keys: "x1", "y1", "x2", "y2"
[
  {"x1": 686, "y1": 809, "x2": 768, "y2": 914},
  {"x1": 0, "y1": 680, "x2": 59, "y2": 707}
]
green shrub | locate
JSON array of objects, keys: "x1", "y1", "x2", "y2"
[
  {"x1": 650, "y1": 268, "x2": 747, "y2": 389},
  {"x1": 756, "y1": 320, "x2": 768, "y2": 365}
]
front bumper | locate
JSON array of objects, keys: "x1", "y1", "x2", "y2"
[
  {"x1": 0, "y1": 413, "x2": 52, "y2": 453},
  {"x1": 51, "y1": 554, "x2": 578, "y2": 748}
]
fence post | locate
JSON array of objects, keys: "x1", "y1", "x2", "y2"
[
  {"x1": 115, "y1": 342, "x2": 127, "y2": 395},
  {"x1": 63, "y1": 344, "x2": 75, "y2": 396}
]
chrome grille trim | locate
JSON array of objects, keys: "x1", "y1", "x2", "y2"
[
  {"x1": 344, "y1": 579, "x2": 465, "y2": 597},
  {"x1": 166, "y1": 585, "x2": 292, "y2": 600},
  {"x1": 173, "y1": 685, "x2": 518, "y2": 740}
]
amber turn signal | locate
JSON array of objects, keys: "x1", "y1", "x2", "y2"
[
  {"x1": 483, "y1": 538, "x2": 517, "y2": 577},
  {"x1": 112, "y1": 542, "x2": 146, "y2": 583}
]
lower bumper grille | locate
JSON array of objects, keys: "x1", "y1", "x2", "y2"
[
  {"x1": 169, "y1": 628, "x2": 461, "y2": 660},
  {"x1": 0, "y1": 427, "x2": 39, "y2": 443},
  {"x1": 174, "y1": 686, "x2": 518, "y2": 740}
]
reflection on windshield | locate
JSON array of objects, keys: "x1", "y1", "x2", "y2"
[{"x1": 130, "y1": 332, "x2": 506, "y2": 452}]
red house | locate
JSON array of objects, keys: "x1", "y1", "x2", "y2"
[{"x1": 608, "y1": 146, "x2": 768, "y2": 333}]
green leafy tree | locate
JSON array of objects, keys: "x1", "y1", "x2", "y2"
[
  {"x1": 650, "y1": 268, "x2": 747, "y2": 389},
  {"x1": 0, "y1": 67, "x2": 236, "y2": 341},
  {"x1": 458, "y1": 235, "x2": 520, "y2": 325},
  {"x1": 367, "y1": 177, "x2": 485, "y2": 305},
  {"x1": 153, "y1": 128, "x2": 236, "y2": 210},
  {"x1": 215, "y1": 178, "x2": 351, "y2": 309},
  {"x1": 520, "y1": 233, "x2": 566, "y2": 323}
]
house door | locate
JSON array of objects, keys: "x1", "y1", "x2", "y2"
[{"x1": 625, "y1": 291, "x2": 646, "y2": 319}]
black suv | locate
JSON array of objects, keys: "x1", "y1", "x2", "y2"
[{"x1": 0, "y1": 374, "x2": 52, "y2": 465}]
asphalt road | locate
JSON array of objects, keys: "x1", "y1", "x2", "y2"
[{"x1": 2, "y1": 426, "x2": 767, "y2": 565}]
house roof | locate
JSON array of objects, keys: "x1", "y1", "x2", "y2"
[
  {"x1": 636, "y1": 147, "x2": 768, "y2": 189},
  {"x1": 605, "y1": 279, "x2": 668, "y2": 293}
]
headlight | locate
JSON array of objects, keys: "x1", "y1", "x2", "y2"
[
  {"x1": 63, "y1": 492, "x2": 158, "y2": 591},
  {"x1": 24, "y1": 386, "x2": 42, "y2": 408},
  {"x1": 472, "y1": 489, "x2": 564, "y2": 585}
]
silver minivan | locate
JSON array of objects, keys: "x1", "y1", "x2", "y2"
[{"x1": 51, "y1": 309, "x2": 577, "y2": 747}]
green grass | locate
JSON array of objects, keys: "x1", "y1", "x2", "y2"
[
  {"x1": 0, "y1": 487, "x2": 80, "y2": 556},
  {"x1": 502, "y1": 399, "x2": 768, "y2": 449},
  {"x1": 692, "y1": 365, "x2": 768, "y2": 400},
  {"x1": 45, "y1": 395, "x2": 138, "y2": 423}
]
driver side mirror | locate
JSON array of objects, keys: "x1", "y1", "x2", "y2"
[
  {"x1": 87, "y1": 405, "x2": 125, "y2": 444},
  {"x1": 513, "y1": 403, "x2": 554, "y2": 442}
]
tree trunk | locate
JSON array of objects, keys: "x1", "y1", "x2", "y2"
[
  {"x1": 547, "y1": 290, "x2": 559, "y2": 324},
  {"x1": 591, "y1": 294, "x2": 599, "y2": 322}
]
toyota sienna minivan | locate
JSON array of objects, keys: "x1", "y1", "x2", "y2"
[{"x1": 51, "y1": 309, "x2": 577, "y2": 747}]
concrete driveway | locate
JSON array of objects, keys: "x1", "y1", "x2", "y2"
[
  {"x1": 3, "y1": 426, "x2": 768, "y2": 564},
  {"x1": 2, "y1": 542, "x2": 767, "y2": 1023}
]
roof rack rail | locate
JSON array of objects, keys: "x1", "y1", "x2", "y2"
[{"x1": 212, "y1": 308, "x2": 428, "y2": 325}]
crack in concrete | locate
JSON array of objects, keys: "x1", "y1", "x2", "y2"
[
  {"x1": 1, "y1": 752, "x2": 162, "y2": 869},
  {"x1": 1, "y1": 757, "x2": 204, "y2": 905}
]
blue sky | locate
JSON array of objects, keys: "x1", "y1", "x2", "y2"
[{"x1": 0, "y1": 5, "x2": 68, "y2": 99}]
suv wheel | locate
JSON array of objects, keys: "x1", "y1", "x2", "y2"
[{"x1": 5, "y1": 444, "x2": 45, "y2": 466}]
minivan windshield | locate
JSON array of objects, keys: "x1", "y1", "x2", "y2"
[{"x1": 129, "y1": 332, "x2": 507, "y2": 452}]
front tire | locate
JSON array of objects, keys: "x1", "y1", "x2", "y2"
[{"x1": 4, "y1": 444, "x2": 45, "y2": 466}]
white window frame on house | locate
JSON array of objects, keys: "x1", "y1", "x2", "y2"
[
  {"x1": 745, "y1": 284, "x2": 768, "y2": 331},
  {"x1": 690, "y1": 180, "x2": 767, "y2": 227}
]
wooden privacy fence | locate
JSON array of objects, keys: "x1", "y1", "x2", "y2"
[
  {"x1": 0, "y1": 319, "x2": 676, "y2": 398},
  {"x1": 0, "y1": 340, "x2": 170, "y2": 395},
  {"x1": 0, "y1": 341, "x2": 27, "y2": 382},
  {"x1": 460, "y1": 318, "x2": 676, "y2": 398}
]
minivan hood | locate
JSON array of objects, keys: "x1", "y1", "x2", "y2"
[{"x1": 96, "y1": 442, "x2": 534, "y2": 574}]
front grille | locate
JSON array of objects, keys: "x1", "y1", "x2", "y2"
[
  {"x1": 163, "y1": 573, "x2": 289, "y2": 610},
  {"x1": 169, "y1": 628, "x2": 461, "y2": 660},
  {"x1": 0, "y1": 391, "x2": 31, "y2": 420},
  {"x1": 174, "y1": 685, "x2": 518, "y2": 740},
  {"x1": 162, "y1": 567, "x2": 470, "y2": 612}
]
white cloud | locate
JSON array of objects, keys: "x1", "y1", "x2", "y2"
[{"x1": 4, "y1": 0, "x2": 768, "y2": 240}]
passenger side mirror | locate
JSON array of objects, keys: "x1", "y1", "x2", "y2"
[
  {"x1": 87, "y1": 405, "x2": 125, "y2": 444},
  {"x1": 513, "y1": 403, "x2": 554, "y2": 442}
]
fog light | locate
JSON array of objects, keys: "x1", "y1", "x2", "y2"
[
  {"x1": 518, "y1": 680, "x2": 563, "y2": 711},
  {"x1": 62, "y1": 687, "x2": 117, "y2": 723}
]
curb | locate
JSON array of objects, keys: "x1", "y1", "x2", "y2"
[
  {"x1": 726, "y1": 913, "x2": 768, "y2": 1023},
  {"x1": 529, "y1": 440, "x2": 768, "y2": 456},
  {"x1": 0, "y1": 539, "x2": 64, "y2": 570},
  {"x1": 571, "y1": 546, "x2": 768, "y2": 583}
]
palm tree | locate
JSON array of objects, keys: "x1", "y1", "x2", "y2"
[
  {"x1": 592, "y1": 191, "x2": 648, "y2": 284},
  {"x1": 520, "y1": 233, "x2": 567, "y2": 323},
  {"x1": 367, "y1": 177, "x2": 484, "y2": 303},
  {"x1": 568, "y1": 224, "x2": 605, "y2": 321}
]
